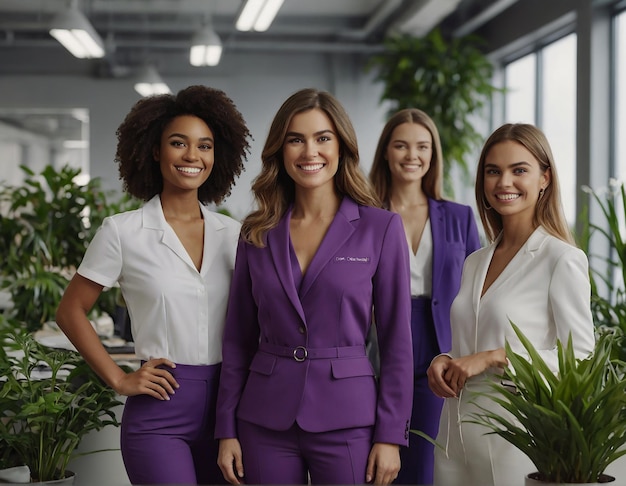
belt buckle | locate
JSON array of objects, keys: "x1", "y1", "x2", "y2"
[{"x1": 293, "y1": 346, "x2": 308, "y2": 362}]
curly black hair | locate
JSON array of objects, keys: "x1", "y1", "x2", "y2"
[{"x1": 115, "y1": 85, "x2": 251, "y2": 204}]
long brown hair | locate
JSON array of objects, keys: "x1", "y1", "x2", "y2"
[
  {"x1": 475, "y1": 123, "x2": 574, "y2": 245},
  {"x1": 242, "y1": 88, "x2": 379, "y2": 247},
  {"x1": 369, "y1": 108, "x2": 443, "y2": 205}
]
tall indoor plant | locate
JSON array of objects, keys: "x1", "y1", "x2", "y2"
[
  {"x1": 470, "y1": 322, "x2": 626, "y2": 484},
  {"x1": 578, "y1": 180, "x2": 626, "y2": 350},
  {"x1": 0, "y1": 164, "x2": 137, "y2": 331},
  {"x1": 366, "y1": 28, "x2": 502, "y2": 194},
  {"x1": 0, "y1": 326, "x2": 125, "y2": 483}
]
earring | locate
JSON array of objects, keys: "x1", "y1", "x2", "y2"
[
  {"x1": 484, "y1": 198, "x2": 492, "y2": 210},
  {"x1": 539, "y1": 188, "x2": 545, "y2": 200}
]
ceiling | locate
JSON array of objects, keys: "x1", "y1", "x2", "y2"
[
  {"x1": 0, "y1": 0, "x2": 515, "y2": 76},
  {"x1": 0, "y1": 0, "x2": 515, "y2": 142}
]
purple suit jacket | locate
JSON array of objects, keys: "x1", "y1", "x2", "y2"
[
  {"x1": 428, "y1": 198, "x2": 481, "y2": 354},
  {"x1": 215, "y1": 197, "x2": 413, "y2": 446}
]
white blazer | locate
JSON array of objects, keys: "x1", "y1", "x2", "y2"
[
  {"x1": 449, "y1": 225, "x2": 595, "y2": 372},
  {"x1": 77, "y1": 195, "x2": 240, "y2": 365}
]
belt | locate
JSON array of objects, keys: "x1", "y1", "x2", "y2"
[{"x1": 258, "y1": 342, "x2": 366, "y2": 362}]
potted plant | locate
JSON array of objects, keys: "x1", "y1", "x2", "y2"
[
  {"x1": 366, "y1": 28, "x2": 502, "y2": 194},
  {"x1": 0, "y1": 325, "x2": 125, "y2": 483},
  {"x1": 470, "y1": 322, "x2": 626, "y2": 484},
  {"x1": 0, "y1": 164, "x2": 138, "y2": 332},
  {"x1": 578, "y1": 180, "x2": 626, "y2": 359}
]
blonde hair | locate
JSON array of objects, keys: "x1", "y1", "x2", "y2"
[
  {"x1": 242, "y1": 88, "x2": 380, "y2": 247},
  {"x1": 369, "y1": 108, "x2": 443, "y2": 204},
  {"x1": 475, "y1": 123, "x2": 574, "y2": 245}
]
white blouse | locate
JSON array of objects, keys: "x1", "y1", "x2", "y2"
[
  {"x1": 408, "y1": 218, "x2": 433, "y2": 297},
  {"x1": 77, "y1": 195, "x2": 240, "y2": 365}
]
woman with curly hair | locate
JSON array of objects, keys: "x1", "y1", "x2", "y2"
[
  {"x1": 215, "y1": 88, "x2": 413, "y2": 485},
  {"x1": 56, "y1": 85, "x2": 251, "y2": 485}
]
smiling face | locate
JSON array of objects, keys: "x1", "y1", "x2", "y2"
[
  {"x1": 282, "y1": 108, "x2": 340, "y2": 193},
  {"x1": 154, "y1": 114, "x2": 214, "y2": 195},
  {"x1": 385, "y1": 122, "x2": 432, "y2": 184},
  {"x1": 483, "y1": 140, "x2": 550, "y2": 224}
]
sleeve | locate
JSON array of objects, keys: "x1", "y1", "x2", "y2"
[
  {"x1": 76, "y1": 217, "x2": 123, "y2": 288},
  {"x1": 214, "y1": 238, "x2": 260, "y2": 439},
  {"x1": 372, "y1": 213, "x2": 413, "y2": 446},
  {"x1": 541, "y1": 247, "x2": 595, "y2": 369}
]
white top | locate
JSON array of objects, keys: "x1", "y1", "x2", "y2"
[
  {"x1": 449, "y1": 226, "x2": 595, "y2": 372},
  {"x1": 77, "y1": 195, "x2": 240, "y2": 365},
  {"x1": 408, "y1": 218, "x2": 433, "y2": 297}
]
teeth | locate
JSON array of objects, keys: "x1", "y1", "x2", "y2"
[
  {"x1": 497, "y1": 194, "x2": 519, "y2": 200},
  {"x1": 300, "y1": 164, "x2": 323, "y2": 171},
  {"x1": 177, "y1": 167, "x2": 201, "y2": 174}
]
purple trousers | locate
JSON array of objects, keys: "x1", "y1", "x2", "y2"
[
  {"x1": 238, "y1": 419, "x2": 374, "y2": 484},
  {"x1": 396, "y1": 297, "x2": 443, "y2": 485},
  {"x1": 120, "y1": 362, "x2": 226, "y2": 485}
]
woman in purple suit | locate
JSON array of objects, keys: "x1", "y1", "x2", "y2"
[
  {"x1": 370, "y1": 108, "x2": 481, "y2": 485},
  {"x1": 215, "y1": 88, "x2": 413, "y2": 485}
]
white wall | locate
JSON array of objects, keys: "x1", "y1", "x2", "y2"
[{"x1": 0, "y1": 51, "x2": 391, "y2": 221}]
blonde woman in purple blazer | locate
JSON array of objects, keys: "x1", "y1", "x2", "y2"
[
  {"x1": 215, "y1": 89, "x2": 413, "y2": 485},
  {"x1": 370, "y1": 108, "x2": 481, "y2": 485}
]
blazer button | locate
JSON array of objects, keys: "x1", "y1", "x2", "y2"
[{"x1": 298, "y1": 326, "x2": 306, "y2": 334}]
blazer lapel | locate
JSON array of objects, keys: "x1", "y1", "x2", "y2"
[
  {"x1": 267, "y1": 206, "x2": 306, "y2": 321},
  {"x1": 299, "y1": 197, "x2": 358, "y2": 298},
  {"x1": 479, "y1": 227, "x2": 545, "y2": 304},
  {"x1": 471, "y1": 240, "x2": 496, "y2": 317},
  {"x1": 142, "y1": 195, "x2": 200, "y2": 273},
  {"x1": 429, "y1": 198, "x2": 445, "y2": 292}
]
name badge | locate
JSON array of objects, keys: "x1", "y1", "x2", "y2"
[{"x1": 334, "y1": 256, "x2": 370, "y2": 263}]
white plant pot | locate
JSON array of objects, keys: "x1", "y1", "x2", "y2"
[
  {"x1": 525, "y1": 472, "x2": 615, "y2": 485},
  {"x1": 0, "y1": 465, "x2": 31, "y2": 483}
]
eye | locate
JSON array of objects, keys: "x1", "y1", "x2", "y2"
[
  {"x1": 513, "y1": 167, "x2": 528, "y2": 174},
  {"x1": 393, "y1": 143, "x2": 406, "y2": 150},
  {"x1": 199, "y1": 143, "x2": 213, "y2": 151},
  {"x1": 418, "y1": 145, "x2": 430, "y2": 151},
  {"x1": 286, "y1": 137, "x2": 303, "y2": 144},
  {"x1": 485, "y1": 168, "x2": 499, "y2": 175},
  {"x1": 318, "y1": 135, "x2": 331, "y2": 142},
  {"x1": 170, "y1": 140, "x2": 185, "y2": 148}
]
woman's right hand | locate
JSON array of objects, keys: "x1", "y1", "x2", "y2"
[
  {"x1": 218, "y1": 438, "x2": 245, "y2": 484},
  {"x1": 428, "y1": 349, "x2": 508, "y2": 397},
  {"x1": 427, "y1": 355, "x2": 457, "y2": 398},
  {"x1": 114, "y1": 358, "x2": 179, "y2": 400}
]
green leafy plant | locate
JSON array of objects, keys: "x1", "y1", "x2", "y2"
[
  {"x1": 367, "y1": 28, "x2": 502, "y2": 194},
  {"x1": 0, "y1": 328, "x2": 125, "y2": 482},
  {"x1": 578, "y1": 180, "x2": 626, "y2": 358},
  {"x1": 0, "y1": 164, "x2": 139, "y2": 331},
  {"x1": 470, "y1": 322, "x2": 626, "y2": 483}
]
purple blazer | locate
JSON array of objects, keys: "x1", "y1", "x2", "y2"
[
  {"x1": 215, "y1": 197, "x2": 413, "y2": 446},
  {"x1": 428, "y1": 198, "x2": 481, "y2": 354}
]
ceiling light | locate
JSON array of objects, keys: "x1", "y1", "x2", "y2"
[
  {"x1": 133, "y1": 65, "x2": 171, "y2": 97},
  {"x1": 236, "y1": 0, "x2": 284, "y2": 32},
  {"x1": 190, "y1": 24, "x2": 222, "y2": 67},
  {"x1": 49, "y1": 4, "x2": 105, "y2": 59}
]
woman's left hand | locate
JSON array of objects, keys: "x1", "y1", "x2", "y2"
[{"x1": 366, "y1": 442, "x2": 400, "y2": 485}]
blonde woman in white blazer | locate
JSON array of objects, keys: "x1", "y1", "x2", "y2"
[
  {"x1": 427, "y1": 124, "x2": 595, "y2": 486},
  {"x1": 56, "y1": 86, "x2": 251, "y2": 485}
]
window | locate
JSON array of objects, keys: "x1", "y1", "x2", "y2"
[
  {"x1": 503, "y1": 33, "x2": 577, "y2": 224},
  {"x1": 617, "y1": 10, "x2": 626, "y2": 181}
]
